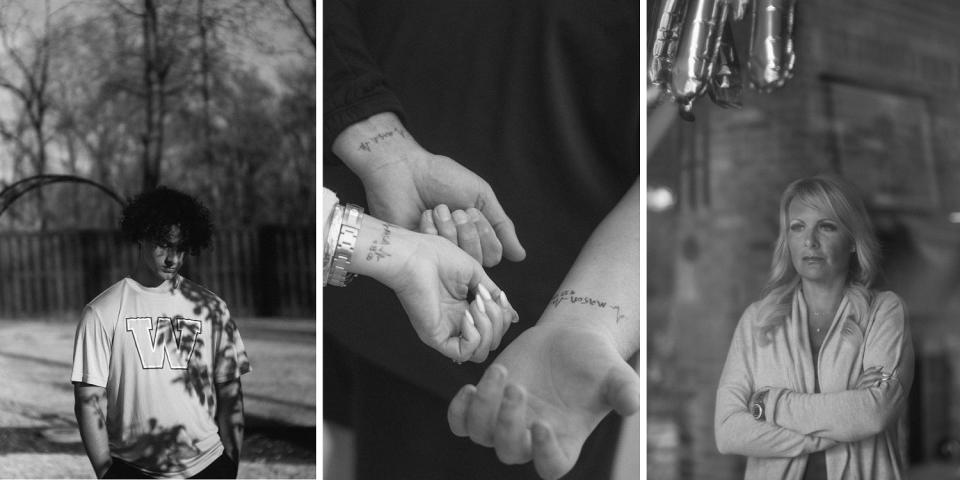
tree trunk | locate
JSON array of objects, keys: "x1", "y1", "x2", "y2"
[
  {"x1": 198, "y1": 0, "x2": 214, "y2": 165},
  {"x1": 141, "y1": 0, "x2": 164, "y2": 190}
]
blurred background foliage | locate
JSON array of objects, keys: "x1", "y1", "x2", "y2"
[{"x1": 0, "y1": 0, "x2": 316, "y2": 231}]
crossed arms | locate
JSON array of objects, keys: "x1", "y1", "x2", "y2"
[{"x1": 715, "y1": 294, "x2": 914, "y2": 457}]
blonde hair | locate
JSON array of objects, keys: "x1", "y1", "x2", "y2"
[{"x1": 756, "y1": 174, "x2": 880, "y2": 340}]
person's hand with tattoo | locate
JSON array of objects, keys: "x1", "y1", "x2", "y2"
[
  {"x1": 448, "y1": 319, "x2": 641, "y2": 479},
  {"x1": 346, "y1": 210, "x2": 518, "y2": 363},
  {"x1": 446, "y1": 179, "x2": 643, "y2": 479},
  {"x1": 332, "y1": 112, "x2": 525, "y2": 268}
]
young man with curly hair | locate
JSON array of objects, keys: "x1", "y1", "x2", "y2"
[{"x1": 72, "y1": 186, "x2": 250, "y2": 479}]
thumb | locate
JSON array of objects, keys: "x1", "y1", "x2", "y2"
[
  {"x1": 602, "y1": 362, "x2": 642, "y2": 416},
  {"x1": 478, "y1": 191, "x2": 526, "y2": 262},
  {"x1": 468, "y1": 260, "x2": 499, "y2": 299}
]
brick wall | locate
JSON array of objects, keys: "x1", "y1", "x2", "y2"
[{"x1": 659, "y1": 1, "x2": 960, "y2": 478}]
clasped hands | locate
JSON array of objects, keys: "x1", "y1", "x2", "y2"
[
  {"x1": 336, "y1": 114, "x2": 640, "y2": 478},
  {"x1": 414, "y1": 204, "x2": 641, "y2": 479},
  {"x1": 359, "y1": 184, "x2": 641, "y2": 479},
  {"x1": 382, "y1": 225, "x2": 518, "y2": 363}
]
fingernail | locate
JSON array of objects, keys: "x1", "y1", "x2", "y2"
[
  {"x1": 422, "y1": 210, "x2": 436, "y2": 227},
  {"x1": 498, "y1": 292, "x2": 518, "y2": 323},
  {"x1": 465, "y1": 310, "x2": 475, "y2": 327},
  {"x1": 475, "y1": 297, "x2": 486, "y2": 314},
  {"x1": 453, "y1": 210, "x2": 469, "y2": 225},
  {"x1": 477, "y1": 284, "x2": 493, "y2": 301},
  {"x1": 436, "y1": 205, "x2": 451, "y2": 221}
]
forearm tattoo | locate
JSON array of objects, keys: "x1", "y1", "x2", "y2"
[
  {"x1": 358, "y1": 127, "x2": 408, "y2": 152},
  {"x1": 549, "y1": 289, "x2": 626, "y2": 323},
  {"x1": 366, "y1": 222, "x2": 394, "y2": 262}
]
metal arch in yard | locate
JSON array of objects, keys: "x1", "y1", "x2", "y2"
[{"x1": 0, "y1": 174, "x2": 126, "y2": 220}]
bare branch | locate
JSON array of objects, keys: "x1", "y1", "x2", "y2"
[
  {"x1": 283, "y1": 0, "x2": 315, "y2": 48},
  {"x1": 111, "y1": 0, "x2": 143, "y2": 17},
  {"x1": 0, "y1": 77, "x2": 30, "y2": 104}
]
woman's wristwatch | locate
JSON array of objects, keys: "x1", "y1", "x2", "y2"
[
  {"x1": 327, "y1": 203, "x2": 365, "y2": 287},
  {"x1": 751, "y1": 390, "x2": 768, "y2": 421}
]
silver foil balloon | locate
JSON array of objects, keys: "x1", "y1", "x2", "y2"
[
  {"x1": 707, "y1": 16, "x2": 743, "y2": 109},
  {"x1": 669, "y1": 0, "x2": 727, "y2": 120},
  {"x1": 730, "y1": 0, "x2": 749, "y2": 20},
  {"x1": 747, "y1": 0, "x2": 797, "y2": 92},
  {"x1": 650, "y1": 0, "x2": 689, "y2": 86}
]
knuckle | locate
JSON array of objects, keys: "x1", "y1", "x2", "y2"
[
  {"x1": 482, "y1": 246, "x2": 503, "y2": 267},
  {"x1": 475, "y1": 221, "x2": 494, "y2": 237},
  {"x1": 495, "y1": 446, "x2": 524, "y2": 465}
]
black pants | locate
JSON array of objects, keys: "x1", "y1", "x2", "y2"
[{"x1": 103, "y1": 453, "x2": 238, "y2": 479}]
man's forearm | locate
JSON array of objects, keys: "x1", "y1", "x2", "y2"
[
  {"x1": 538, "y1": 179, "x2": 642, "y2": 359},
  {"x1": 331, "y1": 112, "x2": 420, "y2": 178},
  {"x1": 216, "y1": 379, "x2": 245, "y2": 462},
  {"x1": 74, "y1": 385, "x2": 111, "y2": 478}
]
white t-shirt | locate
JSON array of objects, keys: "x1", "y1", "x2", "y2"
[{"x1": 71, "y1": 276, "x2": 251, "y2": 478}]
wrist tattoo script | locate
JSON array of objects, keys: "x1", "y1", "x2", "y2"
[
  {"x1": 358, "y1": 127, "x2": 408, "y2": 152},
  {"x1": 549, "y1": 289, "x2": 625, "y2": 323},
  {"x1": 366, "y1": 222, "x2": 394, "y2": 262}
]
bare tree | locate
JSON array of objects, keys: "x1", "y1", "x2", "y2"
[
  {"x1": 0, "y1": 0, "x2": 315, "y2": 229},
  {"x1": 0, "y1": 0, "x2": 54, "y2": 228},
  {"x1": 139, "y1": 0, "x2": 165, "y2": 190},
  {"x1": 109, "y1": 0, "x2": 194, "y2": 191},
  {"x1": 283, "y1": 0, "x2": 314, "y2": 48},
  {"x1": 197, "y1": 0, "x2": 213, "y2": 164}
]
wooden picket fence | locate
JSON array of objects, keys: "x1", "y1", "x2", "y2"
[{"x1": 0, "y1": 226, "x2": 315, "y2": 318}]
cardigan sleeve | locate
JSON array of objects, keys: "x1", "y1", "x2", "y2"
[
  {"x1": 763, "y1": 292, "x2": 914, "y2": 443},
  {"x1": 715, "y1": 304, "x2": 839, "y2": 457},
  {"x1": 324, "y1": 0, "x2": 406, "y2": 149}
]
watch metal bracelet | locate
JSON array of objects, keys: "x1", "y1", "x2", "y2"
[{"x1": 328, "y1": 204, "x2": 364, "y2": 287}]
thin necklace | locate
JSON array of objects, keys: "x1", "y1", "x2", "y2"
[
  {"x1": 811, "y1": 311, "x2": 827, "y2": 333},
  {"x1": 810, "y1": 303, "x2": 839, "y2": 334}
]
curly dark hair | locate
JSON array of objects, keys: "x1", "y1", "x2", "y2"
[{"x1": 120, "y1": 186, "x2": 214, "y2": 255}]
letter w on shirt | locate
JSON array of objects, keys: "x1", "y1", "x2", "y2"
[{"x1": 126, "y1": 317, "x2": 202, "y2": 369}]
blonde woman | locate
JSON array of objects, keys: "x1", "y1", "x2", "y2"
[{"x1": 715, "y1": 174, "x2": 914, "y2": 479}]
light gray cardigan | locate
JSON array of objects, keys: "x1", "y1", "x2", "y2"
[{"x1": 715, "y1": 289, "x2": 914, "y2": 480}]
